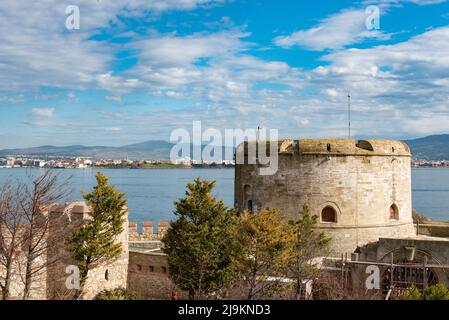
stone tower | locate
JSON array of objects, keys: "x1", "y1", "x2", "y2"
[
  {"x1": 47, "y1": 201, "x2": 129, "y2": 299},
  {"x1": 0, "y1": 201, "x2": 129, "y2": 299},
  {"x1": 235, "y1": 139, "x2": 415, "y2": 256}
]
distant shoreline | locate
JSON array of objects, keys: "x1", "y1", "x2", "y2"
[
  {"x1": 3, "y1": 165, "x2": 449, "y2": 170},
  {"x1": 0, "y1": 166, "x2": 235, "y2": 170},
  {"x1": 0, "y1": 166, "x2": 449, "y2": 170}
]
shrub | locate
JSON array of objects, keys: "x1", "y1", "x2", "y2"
[
  {"x1": 401, "y1": 285, "x2": 422, "y2": 300},
  {"x1": 94, "y1": 288, "x2": 137, "y2": 300},
  {"x1": 401, "y1": 284, "x2": 449, "y2": 300},
  {"x1": 423, "y1": 284, "x2": 449, "y2": 300}
]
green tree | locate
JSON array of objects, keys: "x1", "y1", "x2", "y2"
[
  {"x1": 162, "y1": 178, "x2": 239, "y2": 300},
  {"x1": 286, "y1": 204, "x2": 331, "y2": 300},
  {"x1": 66, "y1": 172, "x2": 127, "y2": 298},
  {"x1": 234, "y1": 208, "x2": 292, "y2": 300},
  {"x1": 423, "y1": 284, "x2": 449, "y2": 300},
  {"x1": 94, "y1": 288, "x2": 137, "y2": 300}
]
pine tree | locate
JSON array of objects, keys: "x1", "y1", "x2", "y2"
[
  {"x1": 286, "y1": 204, "x2": 331, "y2": 300},
  {"x1": 65, "y1": 172, "x2": 127, "y2": 298},
  {"x1": 162, "y1": 178, "x2": 239, "y2": 299},
  {"x1": 234, "y1": 208, "x2": 292, "y2": 300}
]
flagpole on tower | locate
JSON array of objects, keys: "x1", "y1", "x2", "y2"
[{"x1": 347, "y1": 93, "x2": 351, "y2": 139}]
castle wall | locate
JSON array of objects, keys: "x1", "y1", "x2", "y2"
[
  {"x1": 127, "y1": 250, "x2": 187, "y2": 300},
  {"x1": 416, "y1": 223, "x2": 449, "y2": 238},
  {"x1": 128, "y1": 221, "x2": 169, "y2": 242},
  {"x1": 0, "y1": 202, "x2": 128, "y2": 300},
  {"x1": 0, "y1": 243, "x2": 48, "y2": 299},
  {"x1": 47, "y1": 202, "x2": 129, "y2": 300},
  {"x1": 235, "y1": 139, "x2": 415, "y2": 256},
  {"x1": 0, "y1": 215, "x2": 54, "y2": 299}
]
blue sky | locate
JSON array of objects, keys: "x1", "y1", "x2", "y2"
[{"x1": 1, "y1": 0, "x2": 449, "y2": 148}]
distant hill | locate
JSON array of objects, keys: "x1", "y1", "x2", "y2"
[
  {"x1": 0, "y1": 140, "x2": 175, "y2": 160},
  {"x1": 1, "y1": 135, "x2": 447, "y2": 160},
  {"x1": 0, "y1": 140, "x2": 234, "y2": 160},
  {"x1": 404, "y1": 135, "x2": 449, "y2": 160}
]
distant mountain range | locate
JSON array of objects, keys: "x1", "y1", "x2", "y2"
[
  {"x1": 0, "y1": 140, "x2": 234, "y2": 160},
  {"x1": 0, "y1": 140, "x2": 175, "y2": 160},
  {"x1": 404, "y1": 134, "x2": 449, "y2": 160},
  {"x1": 0, "y1": 134, "x2": 448, "y2": 160}
]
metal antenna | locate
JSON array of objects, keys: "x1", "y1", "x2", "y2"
[{"x1": 347, "y1": 93, "x2": 351, "y2": 139}]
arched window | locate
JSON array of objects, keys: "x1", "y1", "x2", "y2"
[
  {"x1": 321, "y1": 206, "x2": 337, "y2": 223},
  {"x1": 104, "y1": 269, "x2": 109, "y2": 281},
  {"x1": 390, "y1": 204, "x2": 399, "y2": 220}
]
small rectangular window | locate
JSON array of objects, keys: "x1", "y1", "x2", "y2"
[
  {"x1": 137, "y1": 264, "x2": 142, "y2": 271},
  {"x1": 149, "y1": 266, "x2": 154, "y2": 272},
  {"x1": 161, "y1": 266, "x2": 167, "y2": 274},
  {"x1": 248, "y1": 200, "x2": 253, "y2": 213}
]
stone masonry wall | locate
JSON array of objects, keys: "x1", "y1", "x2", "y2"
[
  {"x1": 127, "y1": 250, "x2": 187, "y2": 300},
  {"x1": 46, "y1": 202, "x2": 129, "y2": 300},
  {"x1": 128, "y1": 221, "x2": 169, "y2": 241},
  {"x1": 1, "y1": 202, "x2": 129, "y2": 300}
]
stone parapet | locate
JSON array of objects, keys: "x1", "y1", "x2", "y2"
[{"x1": 128, "y1": 221, "x2": 170, "y2": 241}]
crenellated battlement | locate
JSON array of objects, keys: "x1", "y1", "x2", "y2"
[{"x1": 128, "y1": 221, "x2": 169, "y2": 241}]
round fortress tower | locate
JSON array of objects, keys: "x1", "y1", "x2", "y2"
[{"x1": 234, "y1": 139, "x2": 416, "y2": 256}]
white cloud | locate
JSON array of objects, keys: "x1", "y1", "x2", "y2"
[
  {"x1": 0, "y1": 0, "x2": 227, "y2": 94},
  {"x1": 31, "y1": 108, "x2": 55, "y2": 118},
  {"x1": 294, "y1": 117, "x2": 310, "y2": 126},
  {"x1": 25, "y1": 108, "x2": 55, "y2": 126},
  {"x1": 105, "y1": 95, "x2": 123, "y2": 103},
  {"x1": 274, "y1": 9, "x2": 389, "y2": 50},
  {"x1": 135, "y1": 31, "x2": 247, "y2": 67},
  {"x1": 366, "y1": 0, "x2": 448, "y2": 5},
  {"x1": 127, "y1": 30, "x2": 297, "y2": 103},
  {"x1": 270, "y1": 25, "x2": 449, "y2": 138},
  {"x1": 2, "y1": 1, "x2": 449, "y2": 142},
  {"x1": 66, "y1": 92, "x2": 78, "y2": 102},
  {"x1": 105, "y1": 127, "x2": 122, "y2": 132},
  {"x1": 325, "y1": 88, "x2": 339, "y2": 97}
]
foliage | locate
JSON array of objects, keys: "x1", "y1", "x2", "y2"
[
  {"x1": 286, "y1": 204, "x2": 331, "y2": 299},
  {"x1": 233, "y1": 208, "x2": 292, "y2": 300},
  {"x1": 93, "y1": 288, "x2": 137, "y2": 300},
  {"x1": 162, "y1": 178, "x2": 239, "y2": 300},
  {"x1": 401, "y1": 284, "x2": 449, "y2": 300},
  {"x1": 65, "y1": 172, "x2": 127, "y2": 296},
  {"x1": 423, "y1": 284, "x2": 449, "y2": 300},
  {"x1": 401, "y1": 285, "x2": 422, "y2": 300}
]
